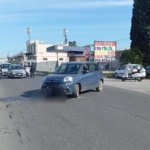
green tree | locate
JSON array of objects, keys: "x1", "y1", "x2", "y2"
[
  {"x1": 120, "y1": 47, "x2": 144, "y2": 65},
  {"x1": 130, "y1": 0, "x2": 150, "y2": 65},
  {"x1": 69, "y1": 41, "x2": 77, "y2": 46}
]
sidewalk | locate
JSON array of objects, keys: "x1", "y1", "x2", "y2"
[{"x1": 104, "y1": 78, "x2": 150, "y2": 95}]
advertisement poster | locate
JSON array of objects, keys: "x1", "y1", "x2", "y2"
[{"x1": 94, "y1": 41, "x2": 116, "y2": 62}]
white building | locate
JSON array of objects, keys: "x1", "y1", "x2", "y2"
[
  {"x1": 26, "y1": 40, "x2": 54, "y2": 63},
  {"x1": 0, "y1": 58, "x2": 8, "y2": 63},
  {"x1": 9, "y1": 40, "x2": 90, "y2": 72}
]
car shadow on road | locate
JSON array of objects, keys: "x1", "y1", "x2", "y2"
[{"x1": 20, "y1": 89, "x2": 72, "y2": 102}]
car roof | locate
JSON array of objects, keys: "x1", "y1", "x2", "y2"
[
  {"x1": 126, "y1": 63, "x2": 141, "y2": 65},
  {"x1": 10, "y1": 64, "x2": 22, "y2": 66},
  {"x1": 1, "y1": 63, "x2": 11, "y2": 64},
  {"x1": 1, "y1": 63, "x2": 11, "y2": 65},
  {"x1": 62, "y1": 61, "x2": 98, "y2": 65}
]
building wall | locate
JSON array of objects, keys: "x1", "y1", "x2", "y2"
[
  {"x1": 36, "y1": 61, "x2": 57, "y2": 72},
  {"x1": 27, "y1": 40, "x2": 53, "y2": 62},
  {"x1": 0, "y1": 58, "x2": 8, "y2": 63},
  {"x1": 69, "y1": 56, "x2": 86, "y2": 62},
  {"x1": 36, "y1": 51, "x2": 69, "y2": 62},
  {"x1": 26, "y1": 41, "x2": 70, "y2": 64}
]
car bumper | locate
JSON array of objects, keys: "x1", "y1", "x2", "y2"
[
  {"x1": 2, "y1": 72, "x2": 8, "y2": 76},
  {"x1": 41, "y1": 82, "x2": 75, "y2": 95},
  {"x1": 11, "y1": 73, "x2": 26, "y2": 78}
]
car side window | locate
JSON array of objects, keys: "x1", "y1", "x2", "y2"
[
  {"x1": 121, "y1": 65, "x2": 126, "y2": 70},
  {"x1": 82, "y1": 64, "x2": 90, "y2": 72},
  {"x1": 90, "y1": 64, "x2": 99, "y2": 72}
]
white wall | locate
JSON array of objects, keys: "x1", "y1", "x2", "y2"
[
  {"x1": 26, "y1": 40, "x2": 69, "y2": 63},
  {"x1": 36, "y1": 51, "x2": 69, "y2": 62},
  {"x1": 36, "y1": 61, "x2": 57, "y2": 72},
  {"x1": 0, "y1": 58, "x2": 8, "y2": 63}
]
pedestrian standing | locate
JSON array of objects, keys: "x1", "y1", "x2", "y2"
[{"x1": 30, "y1": 64, "x2": 35, "y2": 78}]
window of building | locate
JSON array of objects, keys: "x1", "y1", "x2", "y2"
[
  {"x1": 59, "y1": 58, "x2": 63, "y2": 61},
  {"x1": 43, "y1": 58, "x2": 48, "y2": 60}
]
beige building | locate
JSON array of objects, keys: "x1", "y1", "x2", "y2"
[
  {"x1": 0, "y1": 58, "x2": 8, "y2": 63},
  {"x1": 25, "y1": 40, "x2": 71, "y2": 71},
  {"x1": 9, "y1": 40, "x2": 90, "y2": 72},
  {"x1": 26, "y1": 40, "x2": 54, "y2": 63}
]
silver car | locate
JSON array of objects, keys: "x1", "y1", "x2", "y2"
[
  {"x1": 1, "y1": 63, "x2": 11, "y2": 76},
  {"x1": 8, "y1": 64, "x2": 26, "y2": 78}
]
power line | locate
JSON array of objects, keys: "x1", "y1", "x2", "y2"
[{"x1": 116, "y1": 37, "x2": 130, "y2": 42}]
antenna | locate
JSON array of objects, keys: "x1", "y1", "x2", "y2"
[
  {"x1": 63, "y1": 28, "x2": 68, "y2": 45},
  {"x1": 26, "y1": 26, "x2": 31, "y2": 42}
]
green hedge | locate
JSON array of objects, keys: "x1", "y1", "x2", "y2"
[{"x1": 103, "y1": 72, "x2": 114, "y2": 78}]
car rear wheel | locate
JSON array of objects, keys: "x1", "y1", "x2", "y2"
[
  {"x1": 73, "y1": 84, "x2": 79, "y2": 98},
  {"x1": 96, "y1": 80, "x2": 103, "y2": 92},
  {"x1": 137, "y1": 77, "x2": 142, "y2": 82},
  {"x1": 122, "y1": 77, "x2": 126, "y2": 81}
]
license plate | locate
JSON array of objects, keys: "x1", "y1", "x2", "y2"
[{"x1": 17, "y1": 74, "x2": 21, "y2": 75}]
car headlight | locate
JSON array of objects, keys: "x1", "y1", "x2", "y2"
[
  {"x1": 63, "y1": 76, "x2": 73, "y2": 82},
  {"x1": 43, "y1": 76, "x2": 47, "y2": 82}
]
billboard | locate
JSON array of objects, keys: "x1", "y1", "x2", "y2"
[
  {"x1": 94, "y1": 41, "x2": 116, "y2": 62},
  {"x1": 83, "y1": 46, "x2": 91, "y2": 58}
]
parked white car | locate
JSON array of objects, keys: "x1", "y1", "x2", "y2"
[
  {"x1": 8, "y1": 64, "x2": 26, "y2": 78},
  {"x1": 1, "y1": 63, "x2": 11, "y2": 76},
  {"x1": 114, "y1": 64, "x2": 144, "y2": 78}
]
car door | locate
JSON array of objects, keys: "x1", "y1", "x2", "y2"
[
  {"x1": 79, "y1": 63, "x2": 93, "y2": 91},
  {"x1": 89, "y1": 63, "x2": 100, "y2": 87},
  {"x1": 117, "y1": 65, "x2": 126, "y2": 77}
]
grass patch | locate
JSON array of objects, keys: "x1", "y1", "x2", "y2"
[
  {"x1": 36, "y1": 71, "x2": 50, "y2": 75},
  {"x1": 103, "y1": 72, "x2": 114, "y2": 78}
]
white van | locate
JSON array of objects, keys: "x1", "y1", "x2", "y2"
[{"x1": 114, "y1": 63, "x2": 144, "y2": 78}]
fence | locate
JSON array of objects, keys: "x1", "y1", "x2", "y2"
[
  {"x1": 36, "y1": 61, "x2": 57, "y2": 72},
  {"x1": 36, "y1": 60, "x2": 121, "y2": 73}
]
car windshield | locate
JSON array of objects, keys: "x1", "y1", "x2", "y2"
[
  {"x1": 133, "y1": 65, "x2": 142, "y2": 69},
  {"x1": 54, "y1": 64, "x2": 81, "y2": 74},
  {"x1": 1, "y1": 64, "x2": 10, "y2": 69},
  {"x1": 11, "y1": 65, "x2": 23, "y2": 70}
]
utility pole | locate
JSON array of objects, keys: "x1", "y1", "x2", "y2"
[
  {"x1": 63, "y1": 28, "x2": 68, "y2": 45},
  {"x1": 26, "y1": 26, "x2": 31, "y2": 53}
]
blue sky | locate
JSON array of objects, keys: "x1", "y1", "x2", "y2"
[{"x1": 0, "y1": 0, "x2": 133, "y2": 57}]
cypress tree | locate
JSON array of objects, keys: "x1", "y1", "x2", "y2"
[{"x1": 130, "y1": 0, "x2": 150, "y2": 65}]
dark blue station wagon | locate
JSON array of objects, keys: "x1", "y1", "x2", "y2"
[{"x1": 41, "y1": 61, "x2": 104, "y2": 97}]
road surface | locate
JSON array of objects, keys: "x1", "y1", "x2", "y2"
[{"x1": 0, "y1": 75, "x2": 150, "y2": 150}]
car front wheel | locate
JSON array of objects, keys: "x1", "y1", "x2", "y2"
[
  {"x1": 73, "y1": 84, "x2": 79, "y2": 98},
  {"x1": 96, "y1": 80, "x2": 103, "y2": 92}
]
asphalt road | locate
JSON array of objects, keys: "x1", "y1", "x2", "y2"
[{"x1": 0, "y1": 75, "x2": 150, "y2": 150}]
